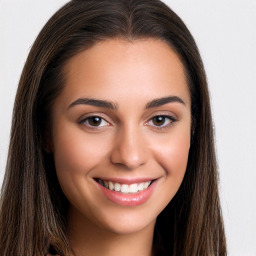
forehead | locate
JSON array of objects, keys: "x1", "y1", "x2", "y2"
[{"x1": 59, "y1": 38, "x2": 190, "y2": 108}]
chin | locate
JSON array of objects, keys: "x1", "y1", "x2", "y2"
[
  {"x1": 99, "y1": 213, "x2": 156, "y2": 236},
  {"x1": 86, "y1": 202, "x2": 158, "y2": 236}
]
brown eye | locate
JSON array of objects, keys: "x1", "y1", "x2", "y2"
[
  {"x1": 87, "y1": 116, "x2": 102, "y2": 126},
  {"x1": 152, "y1": 116, "x2": 166, "y2": 126},
  {"x1": 83, "y1": 116, "x2": 109, "y2": 127},
  {"x1": 147, "y1": 115, "x2": 176, "y2": 129}
]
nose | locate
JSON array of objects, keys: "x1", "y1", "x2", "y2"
[{"x1": 110, "y1": 125, "x2": 149, "y2": 170}]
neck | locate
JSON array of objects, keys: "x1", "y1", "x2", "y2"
[{"x1": 67, "y1": 206, "x2": 155, "y2": 256}]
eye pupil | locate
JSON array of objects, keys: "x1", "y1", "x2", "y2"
[
  {"x1": 88, "y1": 116, "x2": 102, "y2": 126},
  {"x1": 153, "y1": 116, "x2": 165, "y2": 126}
]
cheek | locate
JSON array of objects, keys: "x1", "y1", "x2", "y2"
[
  {"x1": 151, "y1": 129, "x2": 191, "y2": 177},
  {"x1": 148, "y1": 126, "x2": 191, "y2": 207},
  {"x1": 51, "y1": 123, "x2": 112, "y2": 194},
  {"x1": 145, "y1": 127, "x2": 191, "y2": 217},
  {"x1": 51, "y1": 123, "x2": 114, "y2": 210},
  {"x1": 167, "y1": 134, "x2": 190, "y2": 173}
]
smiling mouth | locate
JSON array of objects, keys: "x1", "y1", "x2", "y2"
[{"x1": 95, "y1": 178, "x2": 155, "y2": 194}]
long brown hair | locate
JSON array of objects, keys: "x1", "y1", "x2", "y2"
[{"x1": 0, "y1": 0, "x2": 226, "y2": 255}]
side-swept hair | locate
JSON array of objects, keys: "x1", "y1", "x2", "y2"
[{"x1": 0, "y1": 0, "x2": 226, "y2": 255}]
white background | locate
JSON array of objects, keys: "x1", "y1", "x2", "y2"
[{"x1": 0, "y1": 1, "x2": 255, "y2": 255}]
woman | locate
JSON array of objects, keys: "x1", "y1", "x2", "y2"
[{"x1": 0, "y1": 0, "x2": 226, "y2": 255}]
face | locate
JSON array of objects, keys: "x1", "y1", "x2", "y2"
[{"x1": 51, "y1": 39, "x2": 191, "y2": 235}]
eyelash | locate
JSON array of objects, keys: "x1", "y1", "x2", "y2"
[{"x1": 79, "y1": 114, "x2": 176, "y2": 130}]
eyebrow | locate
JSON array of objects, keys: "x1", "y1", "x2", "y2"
[
  {"x1": 68, "y1": 95, "x2": 185, "y2": 110},
  {"x1": 68, "y1": 98, "x2": 118, "y2": 110},
  {"x1": 146, "y1": 96, "x2": 185, "y2": 109}
]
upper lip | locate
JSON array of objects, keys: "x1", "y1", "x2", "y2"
[{"x1": 94, "y1": 177, "x2": 158, "y2": 185}]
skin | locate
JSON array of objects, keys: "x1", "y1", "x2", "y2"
[{"x1": 51, "y1": 39, "x2": 191, "y2": 256}]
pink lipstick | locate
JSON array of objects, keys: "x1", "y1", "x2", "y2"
[{"x1": 95, "y1": 178, "x2": 157, "y2": 206}]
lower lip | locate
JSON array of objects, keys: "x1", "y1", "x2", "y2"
[{"x1": 96, "y1": 181, "x2": 157, "y2": 206}]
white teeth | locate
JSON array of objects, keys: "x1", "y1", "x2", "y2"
[
  {"x1": 121, "y1": 184, "x2": 129, "y2": 193},
  {"x1": 114, "y1": 183, "x2": 121, "y2": 192},
  {"x1": 144, "y1": 181, "x2": 150, "y2": 189},
  {"x1": 109, "y1": 181, "x2": 114, "y2": 190},
  {"x1": 129, "y1": 184, "x2": 138, "y2": 193},
  {"x1": 99, "y1": 179, "x2": 152, "y2": 194},
  {"x1": 138, "y1": 183, "x2": 144, "y2": 191}
]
